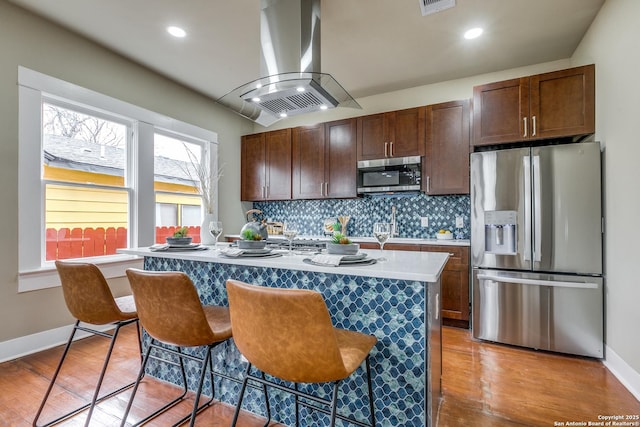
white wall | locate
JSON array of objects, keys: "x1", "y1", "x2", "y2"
[
  {"x1": 0, "y1": 0, "x2": 251, "y2": 342},
  {"x1": 572, "y1": 0, "x2": 640, "y2": 382}
]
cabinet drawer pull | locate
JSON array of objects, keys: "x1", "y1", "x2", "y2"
[
  {"x1": 532, "y1": 115, "x2": 537, "y2": 137},
  {"x1": 523, "y1": 117, "x2": 528, "y2": 137}
]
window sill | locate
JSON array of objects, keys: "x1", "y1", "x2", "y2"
[{"x1": 18, "y1": 254, "x2": 143, "y2": 293}]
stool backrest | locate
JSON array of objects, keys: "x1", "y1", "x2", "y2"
[
  {"x1": 226, "y1": 279, "x2": 348, "y2": 383},
  {"x1": 55, "y1": 260, "x2": 133, "y2": 325},
  {"x1": 125, "y1": 268, "x2": 217, "y2": 347}
]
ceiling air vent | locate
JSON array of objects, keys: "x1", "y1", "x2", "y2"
[{"x1": 419, "y1": 0, "x2": 455, "y2": 16}]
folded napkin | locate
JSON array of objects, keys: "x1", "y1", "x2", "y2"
[
  {"x1": 220, "y1": 248, "x2": 244, "y2": 257},
  {"x1": 150, "y1": 244, "x2": 169, "y2": 251},
  {"x1": 310, "y1": 254, "x2": 345, "y2": 266}
]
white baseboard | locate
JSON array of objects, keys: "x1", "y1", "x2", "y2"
[
  {"x1": 0, "y1": 323, "x2": 114, "y2": 364},
  {"x1": 604, "y1": 345, "x2": 640, "y2": 402}
]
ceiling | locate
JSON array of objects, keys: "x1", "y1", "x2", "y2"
[{"x1": 9, "y1": 0, "x2": 605, "y2": 103}]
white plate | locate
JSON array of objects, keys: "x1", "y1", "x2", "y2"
[{"x1": 168, "y1": 243, "x2": 201, "y2": 248}]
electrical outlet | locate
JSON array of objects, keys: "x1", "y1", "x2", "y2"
[
  {"x1": 455, "y1": 216, "x2": 464, "y2": 228},
  {"x1": 421, "y1": 216, "x2": 429, "y2": 227}
]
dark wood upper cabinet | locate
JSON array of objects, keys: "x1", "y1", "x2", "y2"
[
  {"x1": 241, "y1": 129, "x2": 292, "y2": 201},
  {"x1": 357, "y1": 107, "x2": 425, "y2": 160},
  {"x1": 425, "y1": 100, "x2": 470, "y2": 195},
  {"x1": 292, "y1": 118, "x2": 357, "y2": 200},
  {"x1": 325, "y1": 119, "x2": 357, "y2": 198},
  {"x1": 292, "y1": 124, "x2": 325, "y2": 199},
  {"x1": 472, "y1": 64, "x2": 595, "y2": 146}
]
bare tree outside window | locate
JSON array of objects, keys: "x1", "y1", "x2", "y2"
[{"x1": 43, "y1": 103, "x2": 125, "y2": 146}]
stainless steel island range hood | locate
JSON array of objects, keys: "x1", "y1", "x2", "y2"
[{"x1": 217, "y1": 0, "x2": 361, "y2": 126}]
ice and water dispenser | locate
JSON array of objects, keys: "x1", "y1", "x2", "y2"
[{"x1": 484, "y1": 210, "x2": 517, "y2": 255}]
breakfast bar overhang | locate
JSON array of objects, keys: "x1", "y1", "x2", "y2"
[{"x1": 117, "y1": 247, "x2": 449, "y2": 426}]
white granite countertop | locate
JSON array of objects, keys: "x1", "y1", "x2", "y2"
[
  {"x1": 225, "y1": 234, "x2": 470, "y2": 247},
  {"x1": 117, "y1": 245, "x2": 449, "y2": 283}
]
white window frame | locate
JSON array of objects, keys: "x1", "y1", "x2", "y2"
[{"x1": 17, "y1": 66, "x2": 218, "y2": 292}]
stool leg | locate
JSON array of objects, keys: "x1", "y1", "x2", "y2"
[
  {"x1": 261, "y1": 371, "x2": 271, "y2": 427},
  {"x1": 82, "y1": 322, "x2": 125, "y2": 427},
  {"x1": 119, "y1": 338, "x2": 154, "y2": 427},
  {"x1": 33, "y1": 321, "x2": 80, "y2": 427},
  {"x1": 328, "y1": 381, "x2": 340, "y2": 427},
  {"x1": 187, "y1": 346, "x2": 212, "y2": 427},
  {"x1": 231, "y1": 363, "x2": 252, "y2": 426},
  {"x1": 366, "y1": 356, "x2": 376, "y2": 427}
]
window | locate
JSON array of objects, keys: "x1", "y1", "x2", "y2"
[
  {"x1": 43, "y1": 101, "x2": 132, "y2": 261},
  {"x1": 18, "y1": 66, "x2": 218, "y2": 291}
]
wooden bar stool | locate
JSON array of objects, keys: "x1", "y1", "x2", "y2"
[
  {"x1": 226, "y1": 279, "x2": 377, "y2": 427},
  {"x1": 120, "y1": 268, "x2": 232, "y2": 427},
  {"x1": 33, "y1": 261, "x2": 142, "y2": 427}
]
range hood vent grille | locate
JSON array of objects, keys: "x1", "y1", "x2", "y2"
[{"x1": 217, "y1": 0, "x2": 360, "y2": 126}]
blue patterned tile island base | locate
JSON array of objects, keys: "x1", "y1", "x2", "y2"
[{"x1": 142, "y1": 257, "x2": 438, "y2": 427}]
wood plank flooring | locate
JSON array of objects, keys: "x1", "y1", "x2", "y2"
[{"x1": 1, "y1": 325, "x2": 638, "y2": 426}]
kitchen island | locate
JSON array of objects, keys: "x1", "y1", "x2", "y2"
[{"x1": 117, "y1": 246, "x2": 449, "y2": 427}]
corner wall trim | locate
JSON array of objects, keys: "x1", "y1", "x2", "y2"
[{"x1": 604, "y1": 344, "x2": 640, "y2": 402}]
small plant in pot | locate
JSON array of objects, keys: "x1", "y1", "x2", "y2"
[
  {"x1": 327, "y1": 233, "x2": 359, "y2": 255},
  {"x1": 238, "y1": 229, "x2": 267, "y2": 249},
  {"x1": 166, "y1": 227, "x2": 193, "y2": 246}
]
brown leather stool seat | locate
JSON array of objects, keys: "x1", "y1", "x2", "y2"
[
  {"x1": 33, "y1": 260, "x2": 143, "y2": 427},
  {"x1": 120, "y1": 268, "x2": 232, "y2": 427},
  {"x1": 226, "y1": 279, "x2": 377, "y2": 427}
]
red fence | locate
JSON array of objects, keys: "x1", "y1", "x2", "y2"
[{"x1": 46, "y1": 226, "x2": 201, "y2": 261}]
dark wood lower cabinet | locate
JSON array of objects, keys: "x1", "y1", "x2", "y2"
[
  {"x1": 421, "y1": 245, "x2": 469, "y2": 328},
  {"x1": 360, "y1": 242, "x2": 470, "y2": 328}
]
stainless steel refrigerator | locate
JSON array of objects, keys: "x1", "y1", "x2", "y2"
[{"x1": 470, "y1": 141, "x2": 604, "y2": 358}]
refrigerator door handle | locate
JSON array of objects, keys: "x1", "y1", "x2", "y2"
[
  {"x1": 532, "y1": 154, "x2": 542, "y2": 262},
  {"x1": 477, "y1": 273, "x2": 599, "y2": 289},
  {"x1": 523, "y1": 155, "x2": 532, "y2": 262}
]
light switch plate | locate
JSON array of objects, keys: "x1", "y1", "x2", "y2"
[
  {"x1": 455, "y1": 216, "x2": 464, "y2": 228},
  {"x1": 421, "y1": 217, "x2": 429, "y2": 227}
]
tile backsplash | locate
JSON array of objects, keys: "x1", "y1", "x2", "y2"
[{"x1": 254, "y1": 194, "x2": 470, "y2": 239}]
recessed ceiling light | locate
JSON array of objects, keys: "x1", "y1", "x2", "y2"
[
  {"x1": 167, "y1": 26, "x2": 187, "y2": 38},
  {"x1": 252, "y1": 97, "x2": 261, "y2": 103},
  {"x1": 464, "y1": 27, "x2": 483, "y2": 40},
  {"x1": 319, "y1": 105, "x2": 328, "y2": 110},
  {"x1": 296, "y1": 86, "x2": 305, "y2": 92},
  {"x1": 279, "y1": 112, "x2": 288, "y2": 118}
]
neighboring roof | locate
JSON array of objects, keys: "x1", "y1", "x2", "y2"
[{"x1": 43, "y1": 134, "x2": 198, "y2": 185}]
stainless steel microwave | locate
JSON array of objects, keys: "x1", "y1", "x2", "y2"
[{"x1": 357, "y1": 156, "x2": 422, "y2": 194}]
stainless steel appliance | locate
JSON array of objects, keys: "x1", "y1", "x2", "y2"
[
  {"x1": 357, "y1": 156, "x2": 421, "y2": 194},
  {"x1": 470, "y1": 141, "x2": 604, "y2": 358}
]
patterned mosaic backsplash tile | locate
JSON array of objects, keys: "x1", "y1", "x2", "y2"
[{"x1": 255, "y1": 194, "x2": 470, "y2": 239}]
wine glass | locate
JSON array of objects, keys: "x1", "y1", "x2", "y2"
[
  {"x1": 373, "y1": 222, "x2": 391, "y2": 261},
  {"x1": 283, "y1": 222, "x2": 298, "y2": 255},
  {"x1": 208, "y1": 220, "x2": 223, "y2": 251}
]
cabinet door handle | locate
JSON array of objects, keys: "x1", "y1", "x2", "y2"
[
  {"x1": 262, "y1": 186, "x2": 266, "y2": 199},
  {"x1": 390, "y1": 141, "x2": 394, "y2": 157},
  {"x1": 384, "y1": 142, "x2": 389, "y2": 157},
  {"x1": 523, "y1": 117, "x2": 528, "y2": 138},
  {"x1": 532, "y1": 115, "x2": 537, "y2": 137},
  {"x1": 426, "y1": 176, "x2": 430, "y2": 193},
  {"x1": 325, "y1": 182, "x2": 329, "y2": 197},
  {"x1": 320, "y1": 182, "x2": 324, "y2": 196}
]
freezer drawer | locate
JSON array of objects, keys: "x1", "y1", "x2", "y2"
[{"x1": 472, "y1": 269, "x2": 603, "y2": 358}]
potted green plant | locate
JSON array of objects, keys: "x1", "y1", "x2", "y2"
[
  {"x1": 326, "y1": 233, "x2": 359, "y2": 255},
  {"x1": 166, "y1": 226, "x2": 193, "y2": 246}
]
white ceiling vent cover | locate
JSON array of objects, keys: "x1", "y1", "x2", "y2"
[{"x1": 419, "y1": 0, "x2": 455, "y2": 16}]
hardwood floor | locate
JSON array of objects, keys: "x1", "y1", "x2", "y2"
[
  {"x1": 1, "y1": 325, "x2": 638, "y2": 426},
  {"x1": 439, "y1": 327, "x2": 640, "y2": 426}
]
